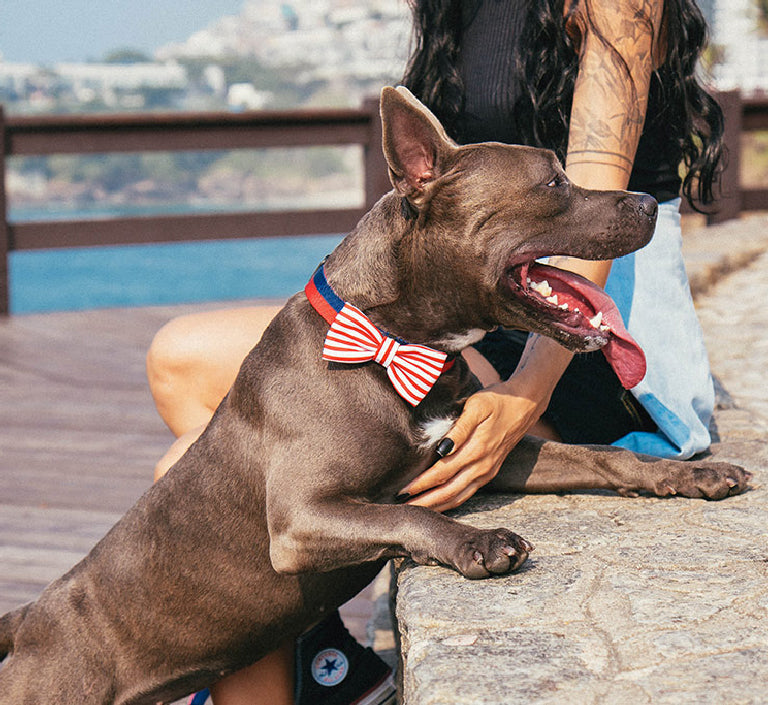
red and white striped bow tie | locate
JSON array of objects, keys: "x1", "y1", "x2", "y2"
[{"x1": 323, "y1": 303, "x2": 449, "y2": 406}]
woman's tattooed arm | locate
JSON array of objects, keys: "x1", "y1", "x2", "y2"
[
  {"x1": 504, "y1": 1, "x2": 666, "y2": 416},
  {"x1": 565, "y1": 0, "x2": 665, "y2": 186}
]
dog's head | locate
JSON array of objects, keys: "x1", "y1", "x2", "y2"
[{"x1": 373, "y1": 85, "x2": 657, "y2": 388}]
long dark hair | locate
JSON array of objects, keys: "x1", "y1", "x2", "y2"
[{"x1": 402, "y1": 0, "x2": 724, "y2": 207}]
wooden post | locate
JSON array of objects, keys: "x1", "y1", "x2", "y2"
[
  {"x1": 363, "y1": 96, "x2": 391, "y2": 210},
  {"x1": 0, "y1": 105, "x2": 9, "y2": 315},
  {"x1": 709, "y1": 89, "x2": 742, "y2": 225}
]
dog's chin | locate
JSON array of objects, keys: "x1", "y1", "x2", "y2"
[{"x1": 498, "y1": 308, "x2": 610, "y2": 353}]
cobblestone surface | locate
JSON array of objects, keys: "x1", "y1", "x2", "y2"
[
  {"x1": 392, "y1": 216, "x2": 768, "y2": 704},
  {"x1": 697, "y1": 248, "x2": 768, "y2": 427}
]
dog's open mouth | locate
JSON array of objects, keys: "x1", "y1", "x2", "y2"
[{"x1": 506, "y1": 261, "x2": 646, "y2": 389}]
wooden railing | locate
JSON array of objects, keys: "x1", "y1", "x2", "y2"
[
  {"x1": 701, "y1": 90, "x2": 768, "y2": 223},
  {"x1": 0, "y1": 99, "x2": 390, "y2": 314},
  {"x1": 2, "y1": 91, "x2": 768, "y2": 314}
]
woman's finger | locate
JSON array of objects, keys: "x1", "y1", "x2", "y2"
[
  {"x1": 407, "y1": 461, "x2": 500, "y2": 511},
  {"x1": 432, "y1": 393, "x2": 494, "y2": 456},
  {"x1": 401, "y1": 417, "x2": 492, "y2": 495},
  {"x1": 400, "y1": 443, "x2": 481, "y2": 496},
  {"x1": 400, "y1": 384, "x2": 539, "y2": 502}
]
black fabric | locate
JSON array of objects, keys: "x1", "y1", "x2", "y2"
[
  {"x1": 473, "y1": 329, "x2": 657, "y2": 445},
  {"x1": 456, "y1": 0, "x2": 683, "y2": 203},
  {"x1": 457, "y1": 0, "x2": 526, "y2": 145},
  {"x1": 627, "y1": 74, "x2": 684, "y2": 203}
]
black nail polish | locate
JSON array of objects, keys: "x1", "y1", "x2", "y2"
[{"x1": 436, "y1": 438, "x2": 454, "y2": 457}]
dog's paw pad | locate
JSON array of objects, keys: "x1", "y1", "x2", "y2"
[
  {"x1": 662, "y1": 462, "x2": 751, "y2": 500},
  {"x1": 456, "y1": 529, "x2": 531, "y2": 579}
]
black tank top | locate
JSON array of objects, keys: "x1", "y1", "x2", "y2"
[{"x1": 456, "y1": 0, "x2": 682, "y2": 202}]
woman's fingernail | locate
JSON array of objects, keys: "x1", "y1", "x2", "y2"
[
  {"x1": 394, "y1": 492, "x2": 411, "y2": 503},
  {"x1": 436, "y1": 438, "x2": 454, "y2": 457}
]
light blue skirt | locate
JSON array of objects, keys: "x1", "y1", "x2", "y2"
[{"x1": 605, "y1": 198, "x2": 714, "y2": 459}]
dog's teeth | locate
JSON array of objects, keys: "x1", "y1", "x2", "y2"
[
  {"x1": 600, "y1": 324, "x2": 611, "y2": 332},
  {"x1": 559, "y1": 303, "x2": 569, "y2": 310},
  {"x1": 530, "y1": 279, "x2": 552, "y2": 297},
  {"x1": 589, "y1": 312, "x2": 603, "y2": 329},
  {"x1": 546, "y1": 294, "x2": 559, "y2": 305}
]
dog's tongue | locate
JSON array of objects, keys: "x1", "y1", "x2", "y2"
[
  {"x1": 594, "y1": 293, "x2": 646, "y2": 389},
  {"x1": 530, "y1": 263, "x2": 646, "y2": 389}
]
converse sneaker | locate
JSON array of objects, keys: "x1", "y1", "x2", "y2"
[{"x1": 294, "y1": 610, "x2": 396, "y2": 705}]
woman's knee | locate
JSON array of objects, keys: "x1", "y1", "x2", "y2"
[
  {"x1": 147, "y1": 315, "x2": 195, "y2": 400},
  {"x1": 146, "y1": 306, "x2": 280, "y2": 436},
  {"x1": 146, "y1": 314, "x2": 222, "y2": 434}
]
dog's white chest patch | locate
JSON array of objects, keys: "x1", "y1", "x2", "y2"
[
  {"x1": 433, "y1": 329, "x2": 488, "y2": 351},
  {"x1": 417, "y1": 416, "x2": 457, "y2": 451}
]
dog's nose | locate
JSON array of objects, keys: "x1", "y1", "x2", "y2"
[{"x1": 637, "y1": 194, "x2": 658, "y2": 219}]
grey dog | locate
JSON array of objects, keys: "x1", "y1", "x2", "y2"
[{"x1": 0, "y1": 87, "x2": 749, "y2": 704}]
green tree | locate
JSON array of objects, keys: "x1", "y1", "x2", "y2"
[{"x1": 103, "y1": 48, "x2": 152, "y2": 64}]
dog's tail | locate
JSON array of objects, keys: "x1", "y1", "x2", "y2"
[{"x1": 0, "y1": 603, "x2": 29, "y2": 661}]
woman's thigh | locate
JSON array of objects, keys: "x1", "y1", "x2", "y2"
[{"x1": 147, "y1": 304, "x2": 283, "y2": 434}]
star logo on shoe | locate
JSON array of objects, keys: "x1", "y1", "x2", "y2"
[{"x1": 311, "y1": 648, "x2": 349, "y2": 687}]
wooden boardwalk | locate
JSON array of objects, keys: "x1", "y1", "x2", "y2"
[{"x1": 0, "y1": 301, "x2": 375, "y2": 642}]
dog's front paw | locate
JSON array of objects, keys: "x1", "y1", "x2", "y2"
[
  {"x1": 450, "y1": 528, "x2": 533, "y2": 580},
  {"x1": 649, "y1": 461, "x2": 752, "y2": 500}
]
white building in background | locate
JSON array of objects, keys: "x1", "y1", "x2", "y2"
[
  {"x1": 0, "y1": 59, "x2": 57, "y2": 110},
  {"x1": 0, "y1": 60, "x2": 41, "y2": 93},
  {"x1": 227, "y1": 82, "x2": 272, "y2": 110},
  {"x1": 53, "y1": 61, "x2": 187, "y2": 93},
  {"x1": 709, "y1": 0, "x2": 768, "y2": 94},
  {"x1": 156, "y1": 0, "x2": 411, "y2": 95},
  {"x1": 0, "y1": 57, "x2": 191, "y2": 111}
]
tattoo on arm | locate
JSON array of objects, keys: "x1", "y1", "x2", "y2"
[
  {"x1": 565, "y1": 152, "x2": 633, "y2": 176},
  {"x1": 566, "y1": 0, "x2": 662, "y2": 177},
  {"x1": 514, "y1": 334, "x2": 545, "y2": 375}
]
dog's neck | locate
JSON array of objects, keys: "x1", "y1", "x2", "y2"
[
  {"x1": 323, "y1": 196, "x2": 401, "y2": 309},
  {"x1": 321, "y1": 194, "x2": 494, "y2": 353}
]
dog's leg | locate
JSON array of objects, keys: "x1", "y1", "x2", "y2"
[
  {"x1": 268, "y1": 497, "x2": 532, "y2": 580},
  {"x1": 488, "y1": 435, "x2": 751, "y2": 499}
]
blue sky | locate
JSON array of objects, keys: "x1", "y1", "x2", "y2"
[{"x1": 1, "y1": 0, "x2": 244, "y2": 64}]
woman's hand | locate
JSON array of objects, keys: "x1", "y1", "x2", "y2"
[
  {"x1": 402, "y1": 381, "x2": 546, "y2": 512},
  {"x1": 402, "y1": 331, "x2": 576, "y2": 512}
]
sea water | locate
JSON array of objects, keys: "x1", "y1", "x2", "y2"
[{"x1": 9, "y1": 234, "x2": 345, "y2": 314}]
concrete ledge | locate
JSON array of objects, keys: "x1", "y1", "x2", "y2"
[
  {"x1": 682, "y1": 213, "x2": 768, "y2": 298},
  {"x1": 393, "y1": 403, "x2": 767, "y2": 703},
  {"x1": 390, "y1": 217, "x2": 768, "y2": 703}
]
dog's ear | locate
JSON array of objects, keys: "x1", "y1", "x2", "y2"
[{"x1": 380, "y1": 86, "x2": 457, "y2": 209}]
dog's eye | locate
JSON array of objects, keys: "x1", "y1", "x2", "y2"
[{"x1": 547, "y1": 174, "x2": 566, "y2": 188}]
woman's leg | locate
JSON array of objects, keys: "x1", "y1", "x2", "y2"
[
  {"x1": 147, "y1": 305, "x2": 283, "y2": 437},
  {"x1": 209, "y1": 643, "x2": 295, "y2": 705},
  {"x1": 147, "y1": 305, "x2": 282, "y2": 478}
]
